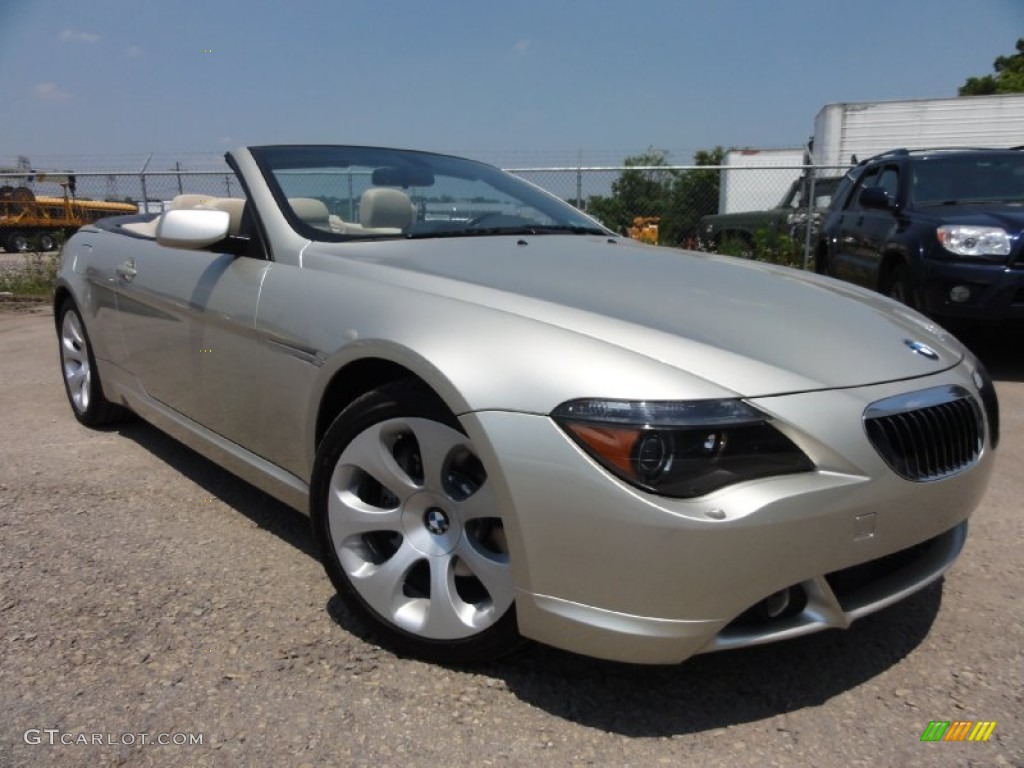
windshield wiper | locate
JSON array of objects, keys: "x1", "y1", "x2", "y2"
[
  {"x1": 405, "y1": 224, "x2": 609, "y2": 240},
  {"x1": 525, "y1": 224, "x2": 610, "y2": 235},
  {"x1": 922, "y1": 198, "x2": 1023, "y2": 206}
]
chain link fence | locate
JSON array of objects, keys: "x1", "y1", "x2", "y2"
[
  {"x1": 508, "y1": 164, "x2": 850, "y2": 268},
  {"x1": 1, "y1": 163, "x2": 851, "y2": 268}
]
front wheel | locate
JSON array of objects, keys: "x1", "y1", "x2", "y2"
[
  {"x1": 882, "y1": 263, "x2": 911, "y2": 306},
  {"x1": 814, "y1": 243, "x2": 831, "y2": 276},
  {"x1": 58, "y1": 299, "x2": 122, "y2": 426},
  {"x1": 311, "y1": 379, "x2": 520, "y2": 664}
]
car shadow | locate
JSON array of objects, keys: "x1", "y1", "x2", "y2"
[
  {"x1": 115, "y1": 419, "x2": 318, "y2": 559},
  {"x1": 114, "y1": 418, "x2": 943, "y2": 736},
  {"x1": 476, "y1": 582, "x2": 942, "y2": 736}
]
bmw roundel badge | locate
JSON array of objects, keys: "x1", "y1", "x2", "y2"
[{"x1": 904, "y1": 339, "x2": 939, "y2": 361}]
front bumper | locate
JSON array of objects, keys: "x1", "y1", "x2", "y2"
[
  {"x1": 461, "y1": 369, "x2": 995, "y2": 664},
  {"x1": 916, "y1": 259, "x2": 1024, "y2": 321}
]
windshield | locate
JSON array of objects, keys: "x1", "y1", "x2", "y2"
[
  {"x1": 911, "y1": 153, "x2": 1024, "y2": 205},
  {"x1": 781, "y1": 177, "x2": 840, "y2": 209},
  {"x1": 248, "y1": 145, "x2": 608, "y2": 241}
]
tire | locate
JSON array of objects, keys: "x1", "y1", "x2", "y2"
[
  {"x1": 814, "y1": 243, "x2": 831, "y2": 276},
  {"x1": 58, "y1": 299, "x2": 123, "y2": 427},
  {"x1": 311, "y1": 379, "x2": 520, "y2": 664},
  {"x1": 882, "y1": 263, "x2": 911, "y2": 306},
  {"x1": 6, "y1": 231, "x2": 29, "y2": 253},
  {"x1": 38, "y1": 233, "x2": 57, "y2": 252},
  {"x1": 721, "y1": 231, "x2": 753, "y2": 258}
]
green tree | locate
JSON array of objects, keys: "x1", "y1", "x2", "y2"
[
  {"x1": 660, "y1": 146, "x2": 724, "y2": 247},
  {"x1": 959, "y1": 38, "x2": 1024, "y2": 95},
  {"x1": 585, "y1": 149, "x2": 677, "y2": 235}
]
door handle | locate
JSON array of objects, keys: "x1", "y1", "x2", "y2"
[{"x1": 116, "y1": 259, "x2": 137, "y2": 281}]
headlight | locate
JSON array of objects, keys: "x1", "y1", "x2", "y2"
[
  {"x1": 936, "y1": 225, "x2": 1011, "y2": 257},
  {"x1": 552, "y1": 399, "x2": 814, "y2": 498}
]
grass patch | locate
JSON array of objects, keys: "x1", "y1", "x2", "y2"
[
  {"x1": 717, "y1": 229, "x2": 807, "y2": 268},
  {"x1": 0, "y1": 251, "x2": 59, "y2": 298}
]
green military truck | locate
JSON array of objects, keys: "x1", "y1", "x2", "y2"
[{"x1": 698, "y1": 175, "x2": 841, "y2": 254}]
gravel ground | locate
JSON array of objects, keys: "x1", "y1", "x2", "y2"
[
  {"x1": 0, "y1": 250, "x2": 54, "y2": 278},
  {"x1": 1, "y1": 304, "x2": 1021, "y2": 767}
]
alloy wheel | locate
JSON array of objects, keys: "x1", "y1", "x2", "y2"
[
  {"x1": 60, "y1": 309, "x2": 91, "y2": 414},
  {"x1": 327, "y1": 416, "x2": 513, "y2": 641}
]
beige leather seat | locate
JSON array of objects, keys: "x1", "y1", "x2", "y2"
[
  {"x1": 199, "y1": 197, "x2": 246, "y2": 235},
  {"x1": 359, "y1": 188, "x2": 413, "y2": 229},
  {"x1": 288, "y1": 197, "x2": 332, "y2": 230},
  {"x1": 169, "y1": 193, "x2": 214, "y2": 210}
]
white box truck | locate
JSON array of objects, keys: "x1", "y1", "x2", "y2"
[
  {"x1": 812, "y1": 94, "x2": 1024, "y2": 169},
  {"x1": 717, "y1": 147, "x2": 807, "y2": 214}
]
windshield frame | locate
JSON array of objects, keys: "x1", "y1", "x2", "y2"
[{"x1": 248, "y1": 144, "x2": 612, "y2": 243}]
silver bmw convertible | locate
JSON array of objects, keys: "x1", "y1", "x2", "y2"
[{"x1": 54, "y1": 145, "x2": 999, "y2": 665}]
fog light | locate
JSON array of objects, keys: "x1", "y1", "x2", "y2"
[
  {"x1": 949, "y1": 285, "x2": 971, "y2": 303},
  {"x1": 761, "y1": 588, "x2": 791, "y2": 619}
]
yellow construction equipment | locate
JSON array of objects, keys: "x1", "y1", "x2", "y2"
[
  {"x1": 628, "y1": 216, "x2": 659, "y2": 244},
  {"x1": 0, "y1": 182, "x2": 137, "y2": 252}
]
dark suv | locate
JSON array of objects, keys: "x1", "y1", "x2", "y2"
[{"x1": 816, "y1": 148, "x2": 1024, "y2": 324}]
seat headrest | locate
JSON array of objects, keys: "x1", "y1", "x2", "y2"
[
  {"x1": 360, "y1": 188, "x2": 413, "y2": 229},
  {"x1": 201, "y1": 198, "x2": 246, "y2": 236},
  {"x1": 170, "y1": 193, "x2": 215, "y2": 210},
  {"x1": 289, "y1": 197, "x2": 331, "y2": 228}
]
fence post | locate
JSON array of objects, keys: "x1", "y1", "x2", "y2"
[
  {"x1": 575, "y1": 151, "x2": 583, "y2": 209},
  {"x1": 802, "y1": 169, "x2": 816, "y2": 270},
  {"x1": 139, "y1": 153, "x2": 153, "y2": 212}
]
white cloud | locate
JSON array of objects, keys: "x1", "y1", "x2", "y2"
[
  {"x1": 60, "y1": 28, "x2": 100, "y2": 43},
  {"x1": 126, "y1": 45, "x2": 142, "y2": 58},
  {"x1": 514, "y1": 39, "x2": 531, "y2": 54},
  {"x1": 33, "y1": 82, "x2": 70, "y2": 101}
]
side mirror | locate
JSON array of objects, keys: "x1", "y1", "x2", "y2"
[
  {"x1": 156, "y1": 209, "x2": 230, "y2": 249},
  {"x1": 859, "y1": 186, "x2": 892, "y2": 210}
]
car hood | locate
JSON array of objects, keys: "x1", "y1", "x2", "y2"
[
  {"x1": 915, "y1": 202, "x2": 1024, "y2": 231},
  {"x1": 307, "y1": 236, "x2": 964, "y2": 397}
]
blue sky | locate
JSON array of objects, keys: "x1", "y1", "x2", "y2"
[{"x1": 1, "y1": 0, "x2": 1022, "y2": 169}]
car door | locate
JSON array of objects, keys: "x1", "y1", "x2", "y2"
[
  {"x1": 116, "y1": 198, "x2": 274, "y2": 450},
  {"x1": 827, "y1": 165, "x2": 876, "y2": 286},
  {"x1": 851, "y1": 164, "x2": 902, "y2": 289},
  {"x1": 63, "y1": 237, "x2": 132, "y2": 369},
  {"x1": 830, "y1": 165, "x2": 881, "y2": 286}
]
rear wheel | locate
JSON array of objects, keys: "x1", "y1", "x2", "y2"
[
  {"x1": 311, "y1": 379, "x2": 520, "y2": 664},
  {"x1": 58, "y1": 299, "x2": 122, "y2": 426},
  {"x1": 6, "y1": 231, "x2": 29, "y2": 253},
  {"x1": 38, "y1": 232, "x2": 58, "y2": 252}
]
